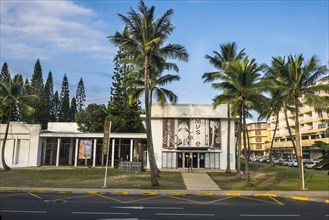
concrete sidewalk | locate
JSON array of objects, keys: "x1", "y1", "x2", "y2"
[{"x1": 182, "y1": 172, "x2": 221, "y2": 190}]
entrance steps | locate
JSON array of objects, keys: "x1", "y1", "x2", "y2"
[{"x1": 181, "y1": 172, "x2": 221, "y2": 191}]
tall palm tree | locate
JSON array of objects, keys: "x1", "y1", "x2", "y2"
[
  {"x1": 209, "y1": 56, "x2": 266, "y2": 186},
  {"x1": 274, "y1": 54, "x2": 328, "y2": 179},
  {"x1": 108, "y1": 0, "x2": 188, "y2": 186},
  {"x1": 0, "y1": 74, "x2": 36, "y2": 170},
  {"x1": 202, "y1": 42, "x2": 245, "y2": 176},
  {"x1": 128, "y1": 62, "x2": 181, "y2": 107}
]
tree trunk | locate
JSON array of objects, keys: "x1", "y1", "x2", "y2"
[
  {"x1": 225, "y1": 104, "x2": 231, "y2": 173},
  {"x1": 1, "y1": 109, "x2": 12, "y2": 170},
  {"x1": 242, "y1": 104, "x2": 251, "y2": 186},
  {"x1": 236, "y1": 112, "x2": 242, "y2": 179},
  {"x1": 294, "y1": 98, "x2": 303, "y2": 179},
  {"x1": 144, "y1": 54, "x2": 159, "y2": 186},
  {"x1": 269, "y1": 113, "x2": 279, "y2": 167},
  {"x1": 283, "y1": 102, "x2": 297, "y2": 161}
]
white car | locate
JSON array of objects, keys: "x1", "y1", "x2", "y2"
[
  {"x1": 288, "y1": 159, "x2": 297, "y2": 167},
  {"x1": 304, "y1": 161, "x2": 320, "y2": 169}
]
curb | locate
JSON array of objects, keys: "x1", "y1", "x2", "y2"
[{"x1": 1, "y1": 188, "x2": 328, "y2": 204}]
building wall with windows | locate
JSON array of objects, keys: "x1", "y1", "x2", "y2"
[{"x1": 241, "y1": 122, "x2": 269, "y2": 157}]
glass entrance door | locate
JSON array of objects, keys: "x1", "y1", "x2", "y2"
[
  {"x1": 192, "y1": 153, "x2": 198, "y2": 168},
  {"x1": 177, "y1": 152, "x2": 183, "y2": 168},
  {"x1": 199, "y1": 153, "x2": 205, "y2": 168}
]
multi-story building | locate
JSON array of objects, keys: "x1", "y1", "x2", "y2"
[
  {"x1": 244, "y1": 121, "x2": 269, "y2": 157},
  {"x1": 265, "y1": 76, "x2": 329, "y2": 160}
]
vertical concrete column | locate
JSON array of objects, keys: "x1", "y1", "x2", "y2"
[
  {"x1": 93, "y1": 139, "x2": 97, "y2": 167},
  {"x1": 74, "y1": 138, "x2": 79, "y2": 167},
  {"x1": 118, "y1": 139, "x2": 121, "y2": 160},
  {"x1": 111, "y1": 139, "x2": 115, "y2": 168},
  {"x1": 56, "y1": 138, "x2": 61, "y2": 166},
  {"x1": 130, "y1": 139, "x2": 133, "y2": 162}
]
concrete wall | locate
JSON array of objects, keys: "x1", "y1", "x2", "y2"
[{"x1": 0, "y1": 122, "x2": 42, "y2": 168}]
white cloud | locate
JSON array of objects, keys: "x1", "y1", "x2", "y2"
[{"x1": 0, "y1": 0, "x2": 115, "y2": 60}]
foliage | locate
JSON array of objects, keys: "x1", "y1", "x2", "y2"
[
  {"x1": 0, "y1": 74, "x2": 36, "y2": 170},
  {"x1": 59, "y1": 74, "x2": 70, "y2": 122},
  {"x1": 75, "y1": 103, "x2": 108, "y2": 132},
  {"x1": 44, "y1": 71, "x2": 55, "y2": 122},
  {"x1": 70, "y1": 97, "x2": 77, "y2": 122},
  {"x1": 29, "y1": 59, "x2": 47, "y2": 127},
  {"x1": 312, "y1": 141, "x2": 329, "y2": 170},
  {"x1": 108, "y1": 50, "x2": 145, "y2": 133},
  {"x1": 76, "y1": 78, "x2": 86, "y2": 112}
]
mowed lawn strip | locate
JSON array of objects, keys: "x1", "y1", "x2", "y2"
[
  {"x1": 208, "y1": 162, "x2": 329, "y2": 191},
  {"x1": 0, "y1": 168, "x2": 185, "y2": 190}
]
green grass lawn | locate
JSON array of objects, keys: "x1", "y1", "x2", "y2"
[
  {"x1": 208, "y1": 162, "x2": 329, "y2": 191},
  {"x1": 0, "y1": 168, "x2": 185, "y2": 190}
]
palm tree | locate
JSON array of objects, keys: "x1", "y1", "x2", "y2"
[
  {"x1": 108, "y1": 0, "x2": 188, "y2": 186},
  {"x1": 274, "y1": 54, "x2": 329, "y2": 179},
  {"x1": 208, "y1": 57, "x2": 266, "y2": 186},
  {"x1": 202, "y1": 42, "x2": 245, "y2": 176},
  {"x1": 128, "y1": 62, "x2": 181, "y2": 107},
  {"x1": 0, "y1": 74, "x2": 36, "y2": 170}
]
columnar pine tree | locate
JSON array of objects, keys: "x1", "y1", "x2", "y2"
[
  {"x1": 30, "y1": 59, "x2": 47, "y2": 127},
  {"x1": 70, "y1": 97, "x2": 77, "y2": 122},
  {"x1": 44, "y1": 71, "x2": 55, "y2": 122},
  {"x1": 108, "y1": 50, "x2": 144, "y2": 133},
  {"x1": 59, "y1": 74, "x2": 70, "y2": 121},
  {"x1": 76, "y1": 78, "x2": 86, "y2": 112},
  {"x1": 52, "y1": 91, "x2": 60, "y2": 122},
  {"x1": 1, "y1": 62, "x2": 10, "y2": 83},
  {"x1": 1, "y1": 62, "x2": 11, "y2": 123}
]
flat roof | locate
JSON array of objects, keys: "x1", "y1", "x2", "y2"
[{"x1": 40, "y1": 132, "x2": 146, "y2": 139}]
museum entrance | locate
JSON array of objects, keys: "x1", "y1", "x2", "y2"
[{"x1": 177, "y1": 152, "x2": 206, "y2": 169}]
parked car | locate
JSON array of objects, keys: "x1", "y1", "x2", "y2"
[
  {"x1": 288, "y1": 159, "x2": 297, "y2": 167},
  {"x1": 304, "y1": 161, "x2": 320, "y2": 168},
  {"x1": 278, "y1": 158, "x2": 289, "y2": 166}
]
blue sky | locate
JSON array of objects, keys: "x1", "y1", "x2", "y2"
[{"x1": 1, "y1": 0, "x2": 328, "y2": 107}]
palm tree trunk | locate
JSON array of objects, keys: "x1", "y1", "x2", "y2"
[
  {"x1": 283, "y1": 102, "x2": 297, "y2": 161},
  {"x1": 144, "y1": 55, "x2": 159, "y2": 186},
  {"x1": 225, "y1": 104, "x2": 231, "y2": 173},
  {"x1": 1, "y1": 108, "x2": 12, "y2": 170},
  {"x1": 236, "y1": 114, "x2": 242, "y2": 179},
  {"x1": 269, "y1": 113, "x2": 279, "y2": 167},
  {"x1": 242, "y1": 104, "x2": 251, "y2": 186},
  {"x1": 294, "y1": 98, "x2": 303, "y2": 179}
]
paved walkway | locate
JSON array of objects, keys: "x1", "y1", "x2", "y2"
[{"x1": 182, "y1": 172, "x2": 221, "y2": 191}]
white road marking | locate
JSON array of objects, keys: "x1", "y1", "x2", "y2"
[
  {"x1": 0, "y1": 210, "x2": 47, "y2": 214},
  {"x1": 156, "y1": 213, "x2": 215, "y2": 216},
  {"x1": 241, "y1": 214, "x2": 299, "y2": 217},
  {"x1": 72, "y1": 212, "x2": 130, "y2": 215},
  {"x1": 113, "y1": 206, "x2": 183, "y2": 210},
  {"x1": 97, "y1": 219, "x2": 138, "y2": 220}
]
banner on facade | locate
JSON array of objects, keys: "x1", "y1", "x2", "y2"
[
  {"x1": 79, "y1": 139, "x2": 93, "y2": 159},
  {"x1": 162, "y1": 119, "x2": 175, "y2": 148},
  {"x1": 193, "y1": 119, "x2": 205, "y2": 147},
  {"x1": 177, "y1": 119, "x2": 190, "y2": 147},
  {"x1": 209, "y1": 120, "x2": 221, "y2": 148}
]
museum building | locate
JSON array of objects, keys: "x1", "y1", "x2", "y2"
[{"x1": 0, "y1": 104, "x2": 236, "y2": 171}]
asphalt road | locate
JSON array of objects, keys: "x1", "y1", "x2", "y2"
[{"x1": 1, "y1": 192, "x2": 328, "y2": 220}]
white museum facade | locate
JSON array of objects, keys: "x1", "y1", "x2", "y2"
[{"x1": 0, "y1": 104, "x2": 236, "y2": 171}]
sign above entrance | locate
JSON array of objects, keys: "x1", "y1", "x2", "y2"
[{"x1": 177, "y1": 146, "x2": 209, "y2": 150}]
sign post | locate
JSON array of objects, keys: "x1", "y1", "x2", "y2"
[{"x1": 103, "y1": 120, "x2": 112, "y2": 188}]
